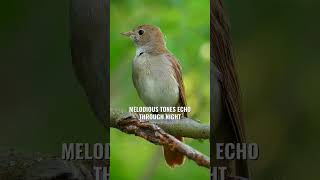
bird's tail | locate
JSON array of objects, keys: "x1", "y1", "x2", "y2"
[{"x1": 163, "y1": 136, "x2": 185, "y2": 167}]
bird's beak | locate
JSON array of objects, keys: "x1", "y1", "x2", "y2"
[{"x1": 120, "y1": 31, "x2": 135, "y2": 37}]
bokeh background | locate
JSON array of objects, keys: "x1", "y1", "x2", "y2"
[
  {"x1": 110, "y1": 0, "x2": 210, "y2": 179},
  {"x1": 226, "y1": 1, "x2": 320, "y2": 179},
  {"x1": 0, "y1": 1, "x2": 106, "y2": 155}
]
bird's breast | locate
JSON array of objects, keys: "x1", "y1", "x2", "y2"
[{"x1": 132, "y1": 54, "x2": 179, "y2": 107}]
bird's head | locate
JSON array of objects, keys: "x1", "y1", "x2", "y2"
[{"x1": 121, "y1": 24, "x2": 167, "y2": 53}]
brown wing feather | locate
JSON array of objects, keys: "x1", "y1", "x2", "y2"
[
  {"x1": 163, "y1": 53, "x2": 186, "y2": 167},
  {"x1": 212, "y1": 0, "x2": 246, "y2": 143},
  {"x1": 212, "y1": 0, "x2": 249, "y2": 177},
  {"x1": 165, "y1": 53, "x2": 188, "y2": 117}
]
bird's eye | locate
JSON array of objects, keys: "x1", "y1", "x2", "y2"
[{"x1": 138, "y1": 29, "x2": 144, "y2": 35}]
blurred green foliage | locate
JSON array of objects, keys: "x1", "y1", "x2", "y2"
[
  {"x1": 110, "y1": 0, "x2": 210, "y2": 179},
  {"x1": 227, "y1": 1, "x2": 320, "y2": 179},
  {"x1": 0, "y1": 0, "x2": 106, "y2": 154}
]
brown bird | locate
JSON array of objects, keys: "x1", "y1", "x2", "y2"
[
  {"x1": 212, "y1": 0, "x2": 249, "y2": 178},
  {"x1": 121, "y1": 24, "x2": 186, "y2": 167}
]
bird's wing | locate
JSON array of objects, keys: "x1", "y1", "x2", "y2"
[
  {"x1": 212, "y1": 1, "x2": 249, "y2": 177},
  {"x1": 216, "y1": 66, "x2": 246, "y2": 142},
  {"x1": 165, "y1": 53, "x2": 188, "y2": 117},
  {"x1": 212, "y1": 0, "x2": 246, "y2": 143}
]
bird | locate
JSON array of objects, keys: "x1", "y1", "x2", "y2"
[
  {"x1": 121, "y1": 24, "x2": 187, "y2": 167},
  {"x1": 212, "y1": 0, "x2": 249, "y2": 178}
]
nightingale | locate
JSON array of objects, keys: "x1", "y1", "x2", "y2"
[
  {"x1": 212, "y1": 0, "x2": 249, "y2": 178},
  {"x1": 121, "y1": 24, "x2": 187, "y2": 167}
]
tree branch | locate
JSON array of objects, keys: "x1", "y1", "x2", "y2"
[
  {"x1": 110, "y1": 108, "x2": 210, "y2": 168},
  {"x1": 110, "y1": 108, "x2": 210, "y2": 139}
]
